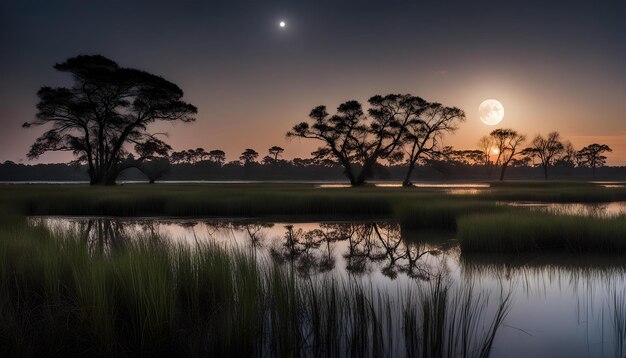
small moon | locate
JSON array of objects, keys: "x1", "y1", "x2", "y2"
[
  {"x1": 279, "y1": 21, "x2": 286, "y2": 28},
  {"x1": 478, "y1": 99, "x2": 504, "y2": 126}
]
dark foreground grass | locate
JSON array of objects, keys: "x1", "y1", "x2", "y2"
[
  {"x1": 458, "y1": 212, "x2": 626, "y2": 253},
  {"x1": 0, "y1": 215, "x2": 510, "y2": 357}
]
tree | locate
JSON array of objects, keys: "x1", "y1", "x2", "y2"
[
  {"x1": 170, "y1": 151, "x2": 186, "y2": 164},
  {"x1": 526, "y1": 131, "x2": 564, "y2": 180},
  {"x1": 239, "y1": 149, "x2": 259, "y2": 165},
  {"x1": 554, "y1": 141, "x2": 577, "y2": 167},
  {"x1": 23, "y1": 55, "x2": 197, "y2": 185},
  {"x1": 400, "y1": 103, "x2": 465, "y2": 186},
  {"x1": 138, "y1": 157, "x2": 171, "y2": 184},
  {"x1": 261, "y1": 155, "x2": 274, "y2": 165},
  {"x1": 577, "y1": 143, "x2": 612, "y2": 176},
  {"x1": 268, "y1": 146, "x2": 285, "y2": 162},
  {"x1": 194, "y1": 147, "x2": 209, "y2": 162},
  {"x1": 447, "y1": 149, "x2": 484, "y2": 165},
  {"x1": 185, "y1": 149, "x2": 197, "y2": 163},
  {"x1": 208, "y1": 149, "x2": 226, "y2": 166},
  {"x1": 489, "y1": 128, "x2": 526, "y2": 181},
  {"x1": 477, "y1": 135, "x2": 494, "y2": 166},
  {"x1": 287, "y1": 94, "x2": 427, "y2": 186}
]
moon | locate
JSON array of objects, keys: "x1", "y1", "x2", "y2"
[
  {"x1": 478, "y1": 99, "x2": 504, "y2": 125},
  {"x1": 279, "y1": 21, "x2": 286, "y2": 28}
]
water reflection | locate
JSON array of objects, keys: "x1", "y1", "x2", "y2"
[
  {"x1": 35, "y1": 218, "x2": 448, "y2": 281},
  {"x1": 31, "y1": 216, "x2": 626, "y2": 357},
  {"x1": 317, "y1": 182, "x2": 490, "y2": 190},
  {"x1": 507, "y1": 201, "x2": 626, "y2": 217},
  {"x1": 461, "y1": 253, "x2": 626, "y2": 357}
]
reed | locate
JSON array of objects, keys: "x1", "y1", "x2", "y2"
[
  {"x1": 0, "y1": 217, "x2": 510, "y2": 357},
  {"x1": 458, "y1": 212, "x2": 626, "y2": 253}
]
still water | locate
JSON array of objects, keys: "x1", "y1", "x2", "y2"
[
  {"x1": 33, "y1": 217, "x2": 626, "y2": 358},
  {"x1": 508, "y1": 201, "x2": 626, "y2": 217}
]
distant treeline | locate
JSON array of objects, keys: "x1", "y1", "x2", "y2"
[{"x1": 2, "y1": 159, "x2": 625, "y2": 182}]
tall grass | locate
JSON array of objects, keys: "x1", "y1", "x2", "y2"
[
  {"x1": 458, "y1": 212, "x2": 626, "y2": 253},
  {"x1": 0, "y1": 217, "x2": 510, "y2": 357},
  {"x1": 396, "y1": 201, "x2": 503, "y2": 230}
]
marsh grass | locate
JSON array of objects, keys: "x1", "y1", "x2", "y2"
[
  {"x1": 458, "y1": 212, "x2": 626, "y2": 253},
  {"x1": 476, "y1": 181, "x2": 626, "y2": 203},
  {"x1": 0, "y1": 217, "x2": 510, "y2": 357},
  {"x1": 3, "y1": 183, "x2": 626, "y2": 220},
  {"x1": 396, "y1": 201, "x2": 505, "y2": 230}
]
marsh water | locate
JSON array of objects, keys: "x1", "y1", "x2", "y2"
[
  {"x1": 34, "y1": 214, "x2": 626, "y2": 358},
  {"x1": 508, "y1": 201, "x2": 626, "y2": 217}
]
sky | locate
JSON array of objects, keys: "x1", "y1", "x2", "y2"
[{"x1": 1, "y1": 0, "x2": 625, "y2": 165}]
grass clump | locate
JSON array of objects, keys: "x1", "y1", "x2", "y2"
[
  {"x1": 396, "y1": 201, "x2": 502, "y2": 230},
  {"x1": 458, "y1": 212, "x2": 626, "y2": 253}
]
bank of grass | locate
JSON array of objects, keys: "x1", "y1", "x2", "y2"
[
  {"x1": 3, "y1": 182, "x2": 625, "y2": 231},
  {"x1": 396, "y1": 201, "x2": 504, "y2": 230},
  {"x1": 458, "y1": 212, "x2": 626, "y2": 253},
  {"x1": 475, "y1": 181, "x2": 626, "y2": 203},
  {"x1": 0, "y1": 216, "x2": 509, "y2": 357}
]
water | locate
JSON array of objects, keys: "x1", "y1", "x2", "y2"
[
  {"x1": 33, "y1": 216, "x2": 626, "y2": 357},
  {"x1": 508, "y1": 201, "x2": 626, "y2": 217},
  {"x1": 317, "y1": 182, "x2": 490, "y2": 194}
]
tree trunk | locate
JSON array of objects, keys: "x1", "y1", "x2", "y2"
[
  {"x1": 499, "y1": 164, "x2": 508, "y2": 181},
  {"x1": 354, "y1": 155, "x2": 379, "y2": 186},
  {"x1": 337, "y1": 157, "x2": 356, "y2": 186},
  {"x1": 402, "y1": 161, "x2": 416, "y2": 187},
  {"x1": 103, "y1": 168, "x2": 120, "y2": 185},
  {"x1": 543, "y1": 165, "x2": 548, "y2": 180}
]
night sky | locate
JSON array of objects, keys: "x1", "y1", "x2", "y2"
[{"x1": 1, "y1": 0, "x2": 625, "y2": 164}]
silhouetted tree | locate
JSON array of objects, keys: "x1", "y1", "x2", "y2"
[
  {"x1": 577, "y1": 143, "x2": 612, "y2": 176},
  {"x1": 185, "y1": 149, "x2": 197, "y2": 163},
  {"x1": 239, "y1": 149, "x2": 259, "y2": 165},
  {"x1": 138, "y1": 157, "x2": 171, "y2": 183},
  {"x1": 490, "y1": 128, "x2": 526, "y2": 181},
  {"x1": 477, "y1": 135, "x2": 494, "y2": 166},
  {"x1": 287, "y1": 94, "x2": 427, "y2": 186},
  {"x1": 400, "y1": 103, "x2": 465, "y2": 186},
  {"x1": 525, "y1": 131, "x2": 564, "y2": 179},
  {"x1": 447, "y1": 149, "x2": 484, "y2": 165},
  {"x1": 170, "y1": 151, "x2": 186, "y2": 164},
  {"x1": 268, "y1": 146, "x2": 284, "y2": 162},
  {"x1": 194, "y1": 148, "x2": 209, "y2": 162},
  {"x1": 554, "y1": 141, "x2": 577, "y2": 167},
  {"x1": 23, "y1": 55, "x2": 197, "y2": 185},
  {"x1": 208, "y1": 149, "x2": 226, "y2": 166}
]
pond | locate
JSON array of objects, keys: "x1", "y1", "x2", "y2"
[{"x1": 32, "y1": 217, "x2": 626, "y2": 357}]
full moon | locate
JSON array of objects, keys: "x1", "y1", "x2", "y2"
[
  {"x1": 279, "y1": 21, "x2": 286, "y2": 28},
  {"x1": 478, "y1": 99, "x2": 504, "y2": 126}
]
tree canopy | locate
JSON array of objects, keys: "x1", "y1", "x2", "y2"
[
  {"x1": 577, "y1": 143, "x2": 612, "y2": 175},
  {"x1": 489, "y1": 128, "x2": 526, "y2": 181},
  {"x1": 23, "y1": 55, "x2": 197, "y2": 185},
  {"x1": 526, "y1": 131, "x2": 564, "y2": 179},
  {"x1": 288, "y1": 94, "x2": 437, "y2": 186}
]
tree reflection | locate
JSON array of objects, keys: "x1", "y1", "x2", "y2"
[
  {"x1": 271, "y1": 222, "x2": 441, "y2": 280},
  {"x1": 231, "y1": 221, "x2": 275, "y2": 248},
  {"x1": 73, "y1": 219, "x2": 142, "y2": 253},
  {"x1": 49, "y1": 218, "x2": 443, "y2": 280}
]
